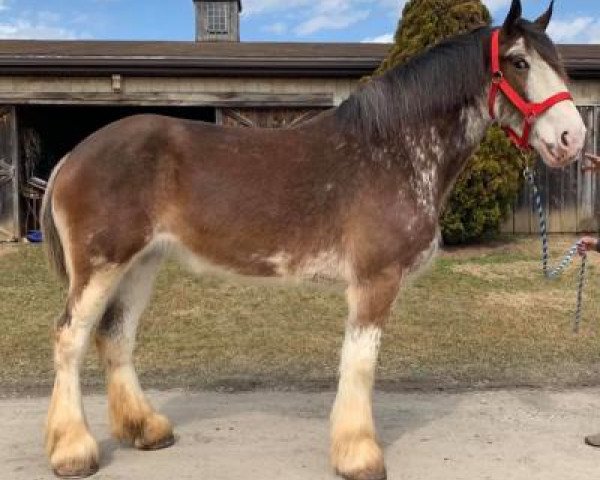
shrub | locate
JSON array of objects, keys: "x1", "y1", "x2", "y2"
[{"x1": 441, "y1": 128, "x2": 525, "y2": 244}]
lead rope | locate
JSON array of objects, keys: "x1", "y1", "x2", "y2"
[{"x1": 523, "y1": 165, "x2": 587, "y2": 333}]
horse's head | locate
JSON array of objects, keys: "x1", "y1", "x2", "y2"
[{"x1": 491, "y1": 0, "x2": 586, "y2": 168}]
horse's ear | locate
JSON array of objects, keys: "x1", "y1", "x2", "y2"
[
  {"x1": 534, "y1": 1, "x2": 554, "y2": 31},
  {"x1": 502, "y1": 0, "x2": 522, "y2": 34}
]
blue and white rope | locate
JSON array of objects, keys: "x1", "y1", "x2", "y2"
[{"x1": 523, "y1": 166, "x2": 587, "y2": 333}]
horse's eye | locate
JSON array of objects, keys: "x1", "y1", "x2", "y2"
[{"x1": 513, "y1": 58, "x2": 529, "y2": 70}]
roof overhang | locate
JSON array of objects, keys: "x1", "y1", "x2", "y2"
[
  {"x1": 0, "y1": 58, "x2": 384, "y2": 78},
  {"x1": 559, "y1": 45, "x2": 600, "y2": 79},
  {"x1": 0, "y1": 41, "x2": 597, "y2": 79}
]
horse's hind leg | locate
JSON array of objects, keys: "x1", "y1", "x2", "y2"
[
  {"x1": 331, "y1": 267, "x2": 401, "y2": 480},
  {"x1": 95, "y1": 253, "x2": 174, "y2": 450},
  {"x1": 46, "y1": 265, "x2": 125, "y2": 478}
]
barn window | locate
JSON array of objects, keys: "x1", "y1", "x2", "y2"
[{"x1": 206, "y1": 3, "x2": 229, "y2": 35}]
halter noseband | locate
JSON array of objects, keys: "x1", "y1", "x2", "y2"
[{"x1": 488, "y1": 29, "x2": 573, "y2": 150}]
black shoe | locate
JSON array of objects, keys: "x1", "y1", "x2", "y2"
[{"x1": 584, "y1": 434, "x2": 600, "y2": 447}]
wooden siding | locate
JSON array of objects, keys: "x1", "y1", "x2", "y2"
[
  {"x1": 569, "y1": 80, "x2": 600, "y2": 104},
  {"x1": 0, "y1": 76, "x2": 357, "y2": 106},
  {"x1": 0, "y1": 107, "x2": 19, "y2": 241},
  {"x1": 0, "y1": 74, "x2": 593, "y2": 110}
]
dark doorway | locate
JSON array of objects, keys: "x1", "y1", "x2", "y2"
[{"x1": 18, "y1": 105, "x2": 216, "y2": 181}]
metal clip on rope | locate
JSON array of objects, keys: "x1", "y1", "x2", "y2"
[{"x1": 523, "y1": 166, "x2": 587, "y2": 333}]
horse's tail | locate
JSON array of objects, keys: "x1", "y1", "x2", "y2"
[{"x1": 41, "y1": 155, "x2": 69, "y2": 284}]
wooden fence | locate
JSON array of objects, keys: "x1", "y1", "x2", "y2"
[{"x1": 502, "y1": 105, "x2": 600, "y2": 234}]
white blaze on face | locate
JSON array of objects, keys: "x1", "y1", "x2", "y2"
[{"x1": 505, "y1": 38, "x2": 586, "y2": 167}]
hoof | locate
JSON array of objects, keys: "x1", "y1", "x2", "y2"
[
  {"x1": 336, "y1": 467, "x2": 387, "y2": 480},
  {"x1": 47, "y1": 424, "x2": 100, "y2": 480},
  {"x1": 331, "y1": 436, "x2": 386, "y2": 480},
  {"x1": 118, "y1": 413, "x2": 175, "y2": 451},
  {"x1": 585, "y1": 434, "x2": 600, "y2": 447},
  {"x1": 53, "y1": 462, "x2": 99, "y2": 479},
  {"x1": 136, "y1": 433, "x2": 176, "y2": 451}
]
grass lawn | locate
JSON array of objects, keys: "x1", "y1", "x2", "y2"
[{"x1": 2, "y1": 235, "x2": 600, "y2": 394}]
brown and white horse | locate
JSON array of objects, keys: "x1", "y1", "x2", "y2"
[{"x1": 41, "y1": 1, "x2": 585, "y2": 478}]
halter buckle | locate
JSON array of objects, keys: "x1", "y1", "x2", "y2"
[{"x1": 492, "y1": 71, "x2": 503, "y2": 84}]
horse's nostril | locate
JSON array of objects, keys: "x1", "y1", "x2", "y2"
[{"x1": 561, "y1": 131, "x2": 570, "y2": 147}]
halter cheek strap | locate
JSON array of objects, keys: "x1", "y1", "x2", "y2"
[{"x1": 488, "y1": 29, "x2": 573, "y2": 150}]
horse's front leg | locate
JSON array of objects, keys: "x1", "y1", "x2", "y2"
[{"x1": 331, "y1": 266, "x2": 401, "y2": 480}]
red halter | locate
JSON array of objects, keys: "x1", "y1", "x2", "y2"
[{"x1": 488, "y1": 29, "x2": 573, "y2": 150}]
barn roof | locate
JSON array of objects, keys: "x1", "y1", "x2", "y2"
[
  {"x1": 0, "y1": 41, "x2": 387, "y2": 77},
  {"x1": 557, "y1": 44, "x2": 600, "y2": 78},
  {"x1": 0, "y1": 40, "x2": 597, "y2": 78}
]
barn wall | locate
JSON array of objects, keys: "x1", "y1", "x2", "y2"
[
  {"x1": 1, "y1": 75, "x2": 595, "y2": 108},
  {"x1": 570, "y1": 80, "x2": 600, "y2": 105},
  {"x1": 0, "y1": 76, "x2": 359, "y2": 106},
  {"x1": 124, "y1": 77, "x2": 356, "y2": 105},
  {"x1": 1, "y1": 74, "x2": 595, "y2": 106},
  {"x1": 0, "y1": 107, "x2": 18, "y2": 241}
]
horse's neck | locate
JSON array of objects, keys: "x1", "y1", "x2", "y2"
[{"x1": 400, "y1": 93, "x2": 491, "y2": 211}]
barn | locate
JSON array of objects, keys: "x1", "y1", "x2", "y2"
[{"x1": 0, "y1": 0, "x2": 598, "y2": 240}]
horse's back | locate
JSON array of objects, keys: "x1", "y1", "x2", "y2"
[
  {"x1": 48, "y1": 112, "x2": 351, "y2": 276},
  {"x1": 62, "y1": 112, "x2": 329, "y2": 177}
]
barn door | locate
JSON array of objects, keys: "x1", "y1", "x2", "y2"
[{"x1": 0, "y1": 106, "x2": 19, "y2": 241}]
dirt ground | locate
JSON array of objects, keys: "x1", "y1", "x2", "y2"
[{"x1": 3, "y1": 388, "x2": 600, "y2": 480}]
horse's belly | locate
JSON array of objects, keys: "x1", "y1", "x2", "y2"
[
  {"x1": 167, "y1": 235, "x2": 348, "y2": 285},
  {"x1": 265, "y1": 250, "x2": 349, "y2": 284}
]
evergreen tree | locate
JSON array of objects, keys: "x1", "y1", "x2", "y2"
[{"x1": 374, "y1": 0, "x2": 524, "y2": 244}]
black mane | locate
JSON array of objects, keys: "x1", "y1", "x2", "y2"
[
  {"x1": 335, "y1": 27, "x2": 491, "y2": 140},
  {"x1": 336, "y1": 22, "x2": 565, "y2": 141}
]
